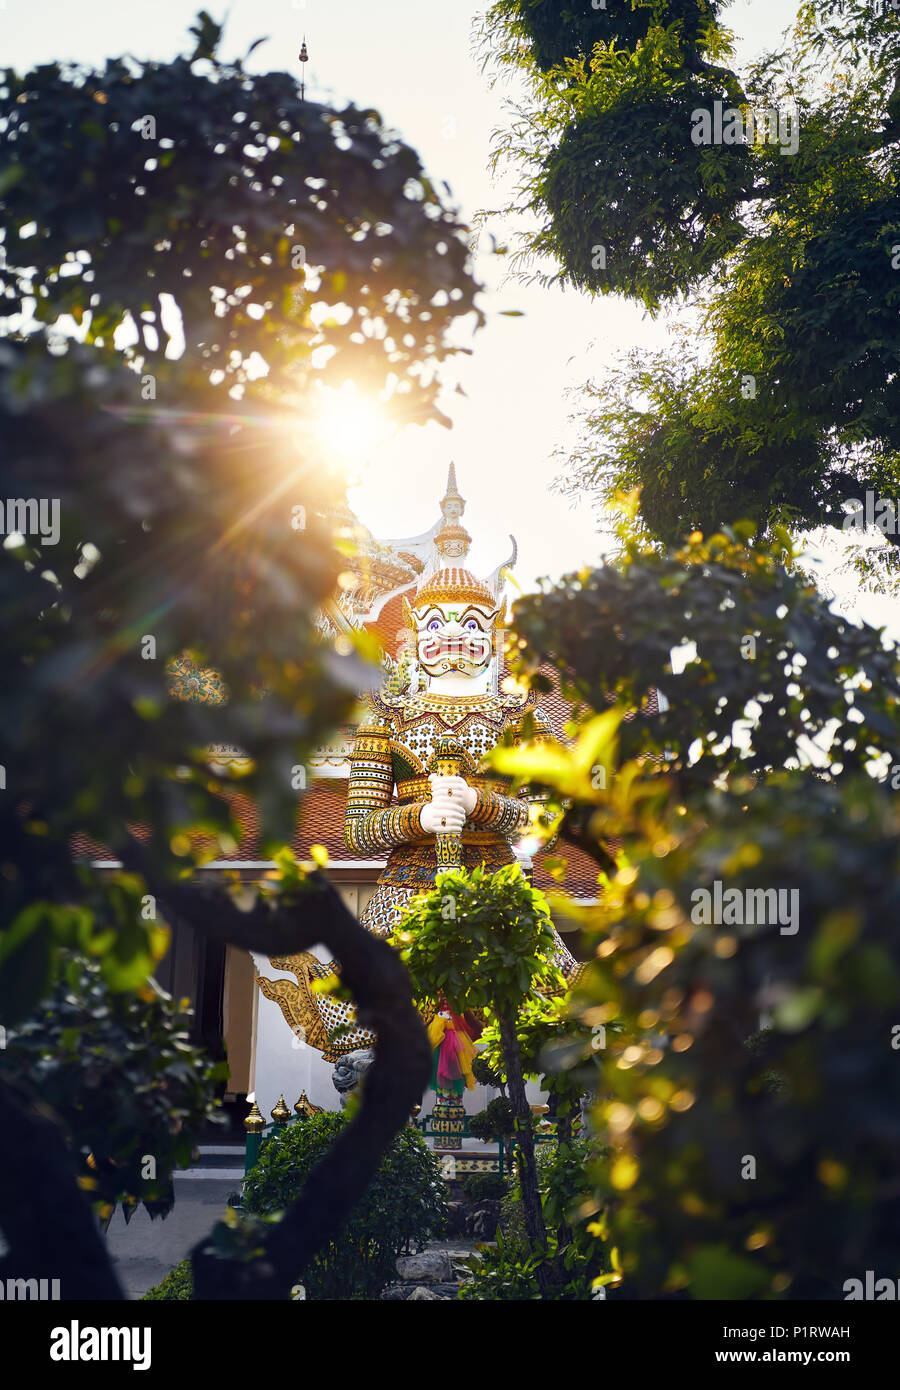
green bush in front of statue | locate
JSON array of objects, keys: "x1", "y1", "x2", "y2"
[
  {"x1": 461, "y1": 1138, "x2": 610, "y2": 1301},
  {"x1": 143, "y1": 1260, "x2": 193, "y2": 1301},
  {"x1": 1, "y1": 950, "x2": 224, "y2": 1227},
  {"x1": 144, "y1": 1113, "x2": 448, "y2": 1300},
  {"x1": 243, "y1": 1112, "x2": 448, "y2": 1300}
]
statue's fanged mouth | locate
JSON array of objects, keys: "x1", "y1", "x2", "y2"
[{"x1": 419, "y1": 634, "x2": 492, "y2": 665}]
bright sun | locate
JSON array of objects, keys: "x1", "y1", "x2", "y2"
[{"x1": 313, "y1": 384, "x2": 385, "y2": 471}]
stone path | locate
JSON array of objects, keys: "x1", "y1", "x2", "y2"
[
  {"x1": 107, "y1": 1177, "x2": 237, "y2": 1299},
  {"x1": 107, "y1": 1181, "x2": 485, "y2": 1301}
]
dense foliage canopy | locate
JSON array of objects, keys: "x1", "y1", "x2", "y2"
[
  {"x1": 0, "y1": 11, "x2": 480, "y2": 417},
  {"x1": 0, "y1": 953, "x2": 224, "y2": 1223},
  {"x1": 492, "y1": 531, "x2": 900, "y2": 1297},
  {"x1": 479, "y1": 1, "x2": 900, "y2": 576},
  {"x1": 0, "y1": 13, "x2": 468, "y2": 1298}
]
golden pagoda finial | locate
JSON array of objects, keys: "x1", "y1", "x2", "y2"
[
  {"x1": 244, "y1": 1100, "x2": 265, "y2": 1134},
  {"x1": 434, "y1": 463, "x2": 471, "y2": 562},
  {"x1": 271, "y1": 1094, "x2": 291, "y2": 1125},
  {"x1": 441, "y1": 462, "x2": 465, "y2": 521},
  {"x1": 294, "y1": 1089, "x2": 324, "y2": 1118}
]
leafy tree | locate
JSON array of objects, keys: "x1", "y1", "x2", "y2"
[
  {"x1": 577, "y1": 771, "x2": 900, "y2": 1299},
  {"x1": 395, "y1": 863, "x2": 565, "y2": 1291},
  {"x1": 0, "y1": 952, "x2": 224, "y2": 1227},
  {"x1": 0, "y1": 13, "x2": 475, "y2": 1299},
  {"x1": 491, "y1": 531, "x2": 900, "y2": 1297},
  {"x1": 471, "y1": 1051, "x2": 507, "y2": 1094},
  {"x1": 0, "y1": 11, "x2": 480, "y2": 416},
  {"x1": 478, "y1": 997, "x2": 605, "y2": 1145},
  {"x1": 468, "y1": 1095, "x2": 516, "y2": 1145},
  {"x1": 499, "y1": 527, "x2": 900, "y2": 815},
  {"x1": 479, "y1": 1, "x2": 749, "y2": 306},
  {"x1": 461, "y1": 1138, "x2": 609, "y2": 1300},
  {"x1": 478, "y1": 1, "x2": 900, "y2": 577}
]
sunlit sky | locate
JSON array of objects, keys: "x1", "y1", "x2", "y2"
[{"x1": 6, "y1": 1, "x2": 896, "y2": 635}]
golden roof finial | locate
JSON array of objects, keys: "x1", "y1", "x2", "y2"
[
  {"x1": 294, "y1": 1089, "x2": 324, "y2": 1118},
  {"x1": 271, "y1": 1094, "x2": 291, "y2": 1124},
  {"x1": 244, "y1": 1100, "x2": 266, "y2": 1134},
  {"x1": 441, "y1": 462, "x2": 465, "y2": 518}
]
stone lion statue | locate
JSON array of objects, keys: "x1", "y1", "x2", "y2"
[{"x1": 331, "y1": 1048, "x2": 375, "y2": 1107}]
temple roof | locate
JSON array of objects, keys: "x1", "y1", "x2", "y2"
[{"x1": 70, "y1": 775, "x2": 605, "y2": 899}]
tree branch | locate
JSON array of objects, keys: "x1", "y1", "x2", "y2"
[{"x1": 120, "y1": 836, "x2": 432, "y2": 1299}]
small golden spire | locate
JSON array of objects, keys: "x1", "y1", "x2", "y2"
[
  {"x1": 244, "y1": 1100, "x2": 265, "y2": 1134},
  {"x1": 271, "y1": 1094, "x2": 291, "y2": 1125},
  {"x1": 299, "y1": 36, "x2": 309, "y2": 103},
  {"x1": 294, "y1": 1089, "x2": 323, "y2": 1118}
]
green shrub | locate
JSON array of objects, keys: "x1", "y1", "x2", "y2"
[
  {"x1": 142, "y1": 1258, "x2": 192, "y2": 1301},
  {"x1": 471, "y1": 1054, "x2": 505, "y2": 1091},
  {"x1": 461, "y1": 1172, "x2": 507, "y2": 1203},
  {"x1": 1, "y1": 951, "x2": 224, "y2": 1222},
  {"x1": 241, "y1": 1112, "x2": 448, "y2": 1299},
  {"x1": 459, "y1": 1235, "x2": 544, "y2": 1300},
  {"x1": 461, "y1": 1138, "x2": 610, "y2": 1301},
  {"x1": 468, "y1": 1097, "x2": 515, "y2": 1144}
]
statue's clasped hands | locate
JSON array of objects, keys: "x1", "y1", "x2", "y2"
[{"x1": 420, "y1": 773, "x2": 476, "y2": 835}]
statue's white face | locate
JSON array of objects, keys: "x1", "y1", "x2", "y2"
[{"x1": 414, "y1": 601, "x2": 498, "y2": 679}]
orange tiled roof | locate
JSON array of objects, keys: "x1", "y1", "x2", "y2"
[
  {"x1": 71, "y1": 779, "x2": 600, "y2": 897},
  {"x1": 70, "y1": 783, "x2": 386, "y2": 870}
]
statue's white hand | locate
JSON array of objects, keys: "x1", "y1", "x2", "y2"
[
  {"x1": 428, "y1": 773, "x2": 477, "y2": 816},
  {"x1": 420, "y1": 795, "x2": 466, "y2": 835}
]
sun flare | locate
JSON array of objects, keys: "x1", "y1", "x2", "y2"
[{"x1": 313, "y1": 384, "x2": 386, "y2": 472}]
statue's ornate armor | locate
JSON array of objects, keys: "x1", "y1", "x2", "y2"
[
  {"x1": 257, "y1": 469, "x2": 581, "y2": 1073},
  {"x1": 347, "y1": 689, "x2": 545, "y2": 928},
  {"x1": 260, "y1": 686, "x2": 579, "y2": 1062}
]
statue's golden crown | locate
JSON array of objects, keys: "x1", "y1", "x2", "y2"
[{"x1": 413, "y1": 566, "x2": 498, "y2": 611}]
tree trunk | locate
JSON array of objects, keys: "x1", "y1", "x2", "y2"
[
  {"x1": 139, "y1": 866, "x2": 433, "y2": 1299},
  {"x1": 497, "y1": 1008, "x2": 549, "y2": 1295},
  {"x1": 0, "y1": 1075, "x2": 125, "y2": 1300},
  {"x1": 2, "y1": 862, "x2": 431, "y2": 1302}
]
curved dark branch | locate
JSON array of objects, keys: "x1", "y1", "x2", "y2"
[{"x1": 120, "y1": 835, "x2": 432, "y2": 1299}]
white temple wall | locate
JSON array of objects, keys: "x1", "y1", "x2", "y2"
[
  {"x1": 250, "y1": 943, "x2": 343, "y2": 1115},
  {"x1": 250, "y1": 953, "x2": 549, "y2": 1122}
]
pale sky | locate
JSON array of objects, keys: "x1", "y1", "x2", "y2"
[{"x1": 6, "y1": 0, "x2": 895, "y2": 635}]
